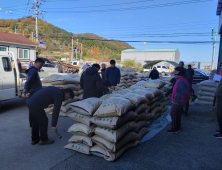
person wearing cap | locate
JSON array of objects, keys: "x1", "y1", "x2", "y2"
[{"x1": 168, "y1": 67, "x2": 191, "y2": 133}]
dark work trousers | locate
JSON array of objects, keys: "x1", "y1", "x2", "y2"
[
  {"x1": 28, "y1": 106, "x2": 49, "y2": 141},
  {"x1": 217, "y1": 96, "x2": 222, "y2": 133},
  {"x1": 213, "y1": 96, "x2": 217, "y2": 107},
  {"x1": 170, "y1": 104, "x2": 182, "y2": 131}
]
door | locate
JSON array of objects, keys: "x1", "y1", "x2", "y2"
[
  {"x1": 0, "y1": 57, "x2": 15, "y2": 100},
  {"x1": 193, "y1": 70, "x2": 203, "y2": 83}
]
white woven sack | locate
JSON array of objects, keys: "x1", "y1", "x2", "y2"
[
  {"x1": 70, "y1": 98, "x2": 103, "y2": 116},
  {"x1": 199, "y1": 80, "x2": 218, "y2": 87},
  {"x1": 51, "y1": 76, "x2": 79, "y2": 85},
  {"x1": 92, "y1": 131, "x2": 139, "y2": 152},
  {"x1": 68, "y1": 112, "x2": 92, "y2": 126},
  {"x1": 122, "y1": 93, "x2": 148, "y2": 106},
  {"x1": 68, "y1": 123, "x2": 96, "y2": 136},
  {"x1": 134, "y1": 120, "x2": 151, "y2": 133},
  {"x1": 60, "y1": 103, "x2": 72, "y2": 112},
  {"x1": 90, "y1": 111, "x2": 138, "y2": 129},
  {"x1": 93, "y1": 97, "x2": 133, "y2": 117},
  {"x1": 94, "y1": 121, "x2": 137, "y2": 143},
  {"x1": 100, "y1": 93, "x2": 122, "y2": 100},
  {"x1": 200, "y1": 86, "x2": 216, "y2": 93},
  {"x1": 90, "y1": 140, "x2": 139, "y2": 161},
  {"x1": 131, "y1": 89, "x2": 153, "y2": 100},
  {"x1": 42, "y1": 74, "x2": 62, "y2": 83},
  {"x1": 137, "y1": 127, "x2": 150, "y2": 139},
  {"x1": 112, "y1": 89, "x2": 131, "y2": 95},
  {"x1": 197, "y1": 90, "x2": 215, "y2": 97},
  {"x1": 64, "y1": 143, "x2": 91, "y2": 155},
  {"x1": 68, "y1": 135, "x2": 93, "y2": 146}
]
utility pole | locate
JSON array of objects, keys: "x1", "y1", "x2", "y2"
[
  {"x1": 81, "y1": 43, "x2": 82, "y2": 60},
  {"x1": 30, "y1": 0, "x2": 45, "y2": 42},
  {"x1": 71, "y1": 37, "x2": 73, "y2": 61},
  {"x1": 15, "y1": 25, "x2": 16, "y2": 34},
  {"x1": 211, "y1": 27, "x2": 217, "y2": 70},
  {"x1": 76, "y1": 39, "x2": 78, "y2": 60}
]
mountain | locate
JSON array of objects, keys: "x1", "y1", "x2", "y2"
[{"x1": 0, "y1": 17, "x2": 134, "y2": 61}]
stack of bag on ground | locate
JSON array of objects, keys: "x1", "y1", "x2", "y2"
[
  {"x1": 42, "y1": 74, "x2": 83, "y2": 116},
  {"x1": 64, "y1": 98, "x2": 103, "y2": 155},
  {"x1": 209, "y1": 69, "x2": 217, "y2": 80},
  {"x1": 196, "y1": 80, "x2": 218, "y2": 105},
  {"x1": 63, "y1": 79, "x2": 168, "y2": 161},
  {"x1": 117, "y1": 68, "x2": 149, "y2": 90}
]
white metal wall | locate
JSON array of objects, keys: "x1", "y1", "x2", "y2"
[
  {"x1": 0, "y1": 43, "x2": 36, "y2": 61},
  {"x1": 121, "y1": 50, "x2": 180, "y2": 64}
]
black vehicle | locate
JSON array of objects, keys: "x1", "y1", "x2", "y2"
[{"x1": 192, "y1": 69, "x2": 209, "y2": 83}]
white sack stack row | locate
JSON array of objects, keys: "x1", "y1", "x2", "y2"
[
  {"x1": 42, "y1": 74, "x2": 83, "y2": 116},
  {"x1": 196, "y1": 80, "x2": 218, "y2": 105},
  {"x1": 64, "y1": 98, "x2": 103, "y2": 155},
  {"x1": 64, "y1": 79, "x2": 169, "y2": 161}
]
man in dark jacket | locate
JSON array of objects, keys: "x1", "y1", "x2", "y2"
[
  {"x1": 24, "y1": 58, "x2": 44, "y2": 128},
  {"x1": 105, "y1": 60, "x2": 120, "y2": 86},
  {"x1": 26, "y1": 87, "x2": 74, "y2": 145},
  {"x1": 24, "y1": 58, "x2": 44, "y2": 95},
  {"x1": 57, "y1": 62, "x2": 64, "y2": 73},
  {"x1": 100, "y1": 63, "x2": 106, "y2": 83},
  {"x1": 149, "y1": 67, "x2": 160, "y2": 80},
  {"x1": 179, "y1": 61, "x2": 191, "y2": 116},
  {"x1": 187, "y1": 65, "x2": 197, "y2": 100},
  {"x1": 80, "y1": 64, "x2": 111, "y2": 99}
]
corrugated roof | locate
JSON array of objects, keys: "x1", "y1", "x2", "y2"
[
  {"x1": 121, "y1": 49, "x2": 178, "y2": 52},
  {"x1": 0, "y1": 31, "x2": 37, "y2": 47}
]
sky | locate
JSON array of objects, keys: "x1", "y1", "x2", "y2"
[{"x1": 0, "y1": 0, "x2": 220, "y2": 62}]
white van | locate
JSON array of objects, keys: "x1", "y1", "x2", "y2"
[{"x1": 0, "y1": 51, "x2": 27, "y2": 107}]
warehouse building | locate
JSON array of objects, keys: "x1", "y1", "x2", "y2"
[{"x1": 121, "y1": 49, "x2": 180, "y2": 65}]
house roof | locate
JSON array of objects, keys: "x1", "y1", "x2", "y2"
[
  {"x1": 121, "y1": 49, "x2": 178, "y2": 53},
  {"x1": 0, "y1": 31, "x2": 37, "y2": 47}
]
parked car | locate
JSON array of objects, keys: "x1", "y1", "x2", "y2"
[
  {"x1": 41, "y1": 63, "x2": 58, "y2": 73},
  {"x1": 192, "y1": 69, "x2": 209, "y2": 83},
  {"x1": 143, "y1": 64, "x2": 170, "y2": 76}
]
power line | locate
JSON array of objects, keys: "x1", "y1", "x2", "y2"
[
  {"x1": 45, "y1": 0, "x2": 213, "y2": 13},
  {"x1": 43, "y1": 0, "x2": 153, "y2": 9}
]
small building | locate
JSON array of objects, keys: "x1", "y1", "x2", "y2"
[
  {"x1": 0, "y1": 31, "x2": 37, "y2": 69},
  {"x1": 121, "y1": 49, "x2": 180, "y2": 65}
]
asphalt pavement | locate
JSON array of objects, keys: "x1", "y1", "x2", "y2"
[{"x1": 0, "y1": 85, "x2": 222, "y2": 170}]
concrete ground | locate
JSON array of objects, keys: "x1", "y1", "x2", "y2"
[{"x1": 0, "y1": 85, "x2": 222, "y2": 170}]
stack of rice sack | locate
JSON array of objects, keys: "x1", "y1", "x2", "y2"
[
  {"x1": 90, "y1": 97, "x2": 140, "y2": 161},
  {"x1": 119, "y1": 71, "x2": 128, "y2": 89},
  {"x1": 196, "y1": 80, "x2": 218, "y2": 105},
  {"x1": 42, "y1": 74, "x2": 83, "y2": 101},
  {"x1": 64, "y1": 98, "x2": 103, "y2": 155},
  {"x1": 42, "y1": 74, "x2": 83, "y2": 116},
  {"x1": 209, "y1": 69, "x2": 217, "y2": 80}
]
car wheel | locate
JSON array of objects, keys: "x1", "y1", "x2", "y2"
[{"x1": 161, "y1": 72, "x2": 165, "y2": 76}]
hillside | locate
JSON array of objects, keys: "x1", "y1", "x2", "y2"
[{"x1": 0, "y1": 17, "x2": 134, "y2": 61}]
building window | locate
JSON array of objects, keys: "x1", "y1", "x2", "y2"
[
  {"x1": 19, "y1": 49, "x2": 29, "y2": 59},
  {"x1": 0, "y1": 46, "x2": 7, "y2": 51},
  {"x1": 2, "y1": 57, "x2": 12, "y2": 72}
]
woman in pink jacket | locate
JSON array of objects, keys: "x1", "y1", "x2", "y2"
[{"x1": 168, "y1": 67, "x2": 191, "y2": 133}]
